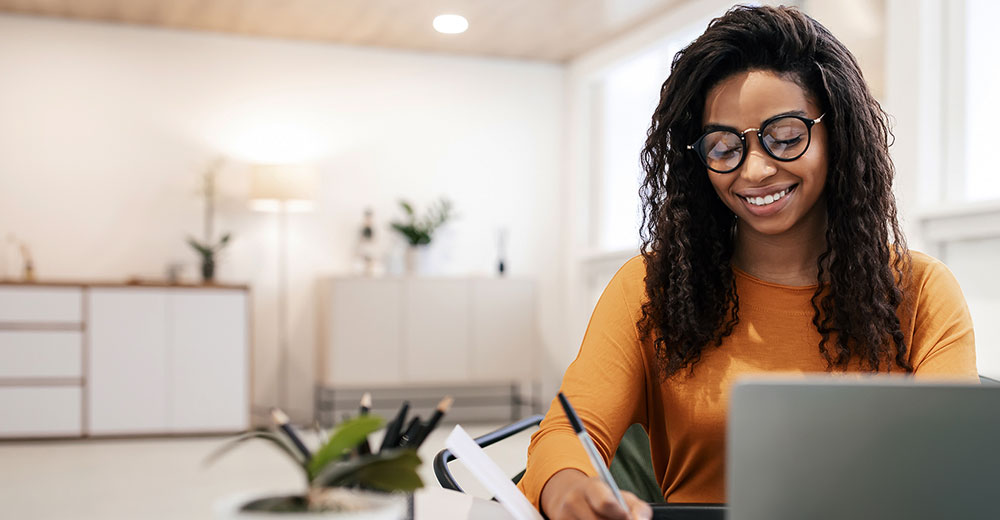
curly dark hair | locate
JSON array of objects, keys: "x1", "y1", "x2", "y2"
[{"x1": 637, "y1": 5, "x2": 912, "y2": 379}]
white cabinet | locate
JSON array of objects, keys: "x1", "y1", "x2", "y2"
[
  {"x1": 470, "y1": 279, "x2": 538, "y2": 381},
  {"x1": 87, "y1": 287, "x2": 249, "y2": 435},
  {"x1": 167, "y1": 290, "x2": 248, "y2": 432},
  {"x1": 0, "y1": 286, "x2": 82, "y2": 323},
  {"x1": 324, "y1": 279, "x2": 403, "y2": 386},
  {"x1": 0, "y1": 283, "x2": 249, "y2": 438},
  {"x1": 402, "y1": 279, "x2": 471, "y2": 383},
  {"x1": 0, "y1": 285, "x2": 84, "y2": 438},
  {"x1": 87, "y1": 288, "x2": 169, "y2": 434},
  {"x1": 0, "y1": 387, "x2": 82, "y2": 436},
  {"x1": 0, "y1": 331, "x2": 83, "y2": 379},
  {"x1": 320, "y1": 278, "x2": 537, "y2": 388}
]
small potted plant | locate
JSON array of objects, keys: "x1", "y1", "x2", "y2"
[
  {"x1": 389, "y1": 198, "x2": 454, "y2": 274},
  {"x1": 188, "y1": 159, "x2": 233, "y2": 283},
  {"x1": 188, "y1": 233, "x2": 231, "y2": 283},
  {"x1": 208, "y1": 413, "x2": 422, "y2": 519}
]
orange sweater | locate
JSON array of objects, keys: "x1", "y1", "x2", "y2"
[{"x1": 517, "y1": 251, "x2": 977, "y2": 509}]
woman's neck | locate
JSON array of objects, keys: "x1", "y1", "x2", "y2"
[{"x1": 731, "y1": 215, "x2": 828, "y2": 286}]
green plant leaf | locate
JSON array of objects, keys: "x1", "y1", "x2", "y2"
[
  {"x1": 203, "y1": 430, "x2": 308, "y2": 477},
  {"x1": 218, "y1": 232, "x2": 232, "y2": 248},
  {"x1": 307, "y1": 415, "x2": 384, "y2": 479},
  {"x1": 186, "y1": 236, "x2": 212, "y2": 257},
  {"x1": 399, "y1": 200, "x2": 414, "y2": 216},
  {"x1": 311, "y1": 449, "x2": 423, "y2": 492},
  {"x1": 353, "y1": 451, "x2": 424, "y2": 492}
]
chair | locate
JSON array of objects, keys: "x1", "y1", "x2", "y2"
[{"x1": 433, "y1": 415, "x2": 726, "y2": 520}]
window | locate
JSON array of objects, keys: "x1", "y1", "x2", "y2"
[
  {"x1": 961, "y1": 0, "x2": 1000, "y2": 201},
  {"x1": 591, "y1": 25, "x2": 704, "y2": 253}
]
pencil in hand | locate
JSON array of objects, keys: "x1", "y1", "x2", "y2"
[{"x1": 557, "y1": 392, "x2": 628, "y2": 512}]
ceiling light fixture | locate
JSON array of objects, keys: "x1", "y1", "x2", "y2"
[{"x1": 433, "y1": 14, "x2": 468, "y2": 34}]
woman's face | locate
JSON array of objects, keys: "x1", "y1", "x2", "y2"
[{"x1": 701, "y1": 70, "x2": 828, "y2": 238}]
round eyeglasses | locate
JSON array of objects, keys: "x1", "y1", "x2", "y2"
[{"x1": 686, "y1": 113, "x2": 825, "y2": 174}]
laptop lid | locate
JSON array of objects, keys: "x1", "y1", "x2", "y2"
[{"x1": 727, "y1": 378, "x2": 1000, "y2": 520}]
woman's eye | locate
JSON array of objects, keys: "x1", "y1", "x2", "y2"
[
  {"x1": 774, "y1": 136, "x2": 803, "y2": 145},
  {"x1": 709, "y1": 147, "x2": 739, "y2": 158}
]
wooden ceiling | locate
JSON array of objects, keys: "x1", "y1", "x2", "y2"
[{"x1": 0, "y1": 0, "x2": 684, "y2": 62}]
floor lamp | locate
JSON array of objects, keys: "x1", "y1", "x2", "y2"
[{"x1": 250, "y1": 164, "x2": 317, "y2": 413}]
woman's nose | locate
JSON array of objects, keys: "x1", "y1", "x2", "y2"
[{"x1": 740, "y1": 143, "x2": 778, "y2": 183}]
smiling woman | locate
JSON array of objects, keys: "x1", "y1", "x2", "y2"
[{"x1": 518, "y1": 5, "x2": 979, "y2": 519}]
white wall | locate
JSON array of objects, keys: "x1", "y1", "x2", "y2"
[{"x1": 0, "y1": 14, "x2": 565, "y2": 421}]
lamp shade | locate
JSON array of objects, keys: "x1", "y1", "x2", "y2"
[{"x1": 250, "y1": 163, "x2": 318, "y2": 212}]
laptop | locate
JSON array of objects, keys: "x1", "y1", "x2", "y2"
[{"x1": 727, "y1": 378, "x2": 1000, "y2": 520}]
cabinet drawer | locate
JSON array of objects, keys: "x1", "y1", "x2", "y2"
[
  {"x1": 0, "y1": 287, "x2": 83, "y2": 323},
  {"x1": 0, "y1": 386, "x2": 82, "y2": 437},
  {"x1": 0, "y1": 331, "x2": 82, "y2": 378}
]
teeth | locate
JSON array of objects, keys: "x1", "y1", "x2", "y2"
[{"x1": 745, "y1": 189, "x2": 787, "y2": 206}]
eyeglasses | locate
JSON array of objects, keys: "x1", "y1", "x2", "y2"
[{"x1": 686, "y1": 113, "x2": 825, "y2": 174}]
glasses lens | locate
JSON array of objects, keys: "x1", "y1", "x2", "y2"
[
  {"x1": 699, "y1": 131, "x2": 743, "y2": 172},
  {"x1": 761, "y1": 117, "x2": 810, "y2": 160}
]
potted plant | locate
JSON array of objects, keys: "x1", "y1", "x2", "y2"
[
  {"x1": 389, "y1": 198, "x2": 454, "y2": 274},
  {"x1": 188, "y1": 233, "x2": 231, "y2": 283},
  {"x1": 208, "y1": 414, "x2": 422, "y2": 518},
  {"x1": 188, "y1": 159, "x2": 233, "y2": 283}
]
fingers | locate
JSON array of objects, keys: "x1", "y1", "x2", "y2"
[
  {"x1": 623, "y1": 491, "x2": 653, "y2": 520},
  {"x1": 581, "y1": 478, "x2": 631, "y2": 520},
  {"x1": 543, "y1": 473, "x2": 653, "y2": 520}
]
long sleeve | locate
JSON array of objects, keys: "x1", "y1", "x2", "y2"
[
  {"x1": 907, "y1": 253, "x2": 978, "y2": 380},
  {"x1": 517, "y1": 257, "x2": 650, "y2": 510}
]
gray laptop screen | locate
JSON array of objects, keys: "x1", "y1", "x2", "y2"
[{"x1": 727, "y1": 379, "x2": 999, "y2": 520}]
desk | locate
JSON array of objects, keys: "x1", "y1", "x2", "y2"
[{"x1": 416, "y1": 487, "x2": 512, "y2": 519}]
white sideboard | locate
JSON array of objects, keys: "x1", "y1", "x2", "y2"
[
  {"x1": 0, "y1": 286, "x2": 84, "y2": 437},
  {"x1": 0, "y1": 282, "x2": 250, "y2": 438},
  {"x1": 317, "y1": 277, "x2": 538, "y2": 421}
]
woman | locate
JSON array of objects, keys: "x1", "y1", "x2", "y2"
[{"x1": 517, "y1": 5, "x2": 977, "y2": 520}]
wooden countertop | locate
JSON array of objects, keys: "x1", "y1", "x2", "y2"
[{"x1": 0, "y1": 279, "x2": 249, "y2": 290}]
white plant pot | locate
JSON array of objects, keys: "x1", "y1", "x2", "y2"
[
  {"x1": 214, "y1": 489, "x2": 408, "y2": 520},
  {"x1": 403, "y1": 245, "x2": 428, "y2": 275}
]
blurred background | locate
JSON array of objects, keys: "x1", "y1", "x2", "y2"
[{"x1": 0, "y1": 0, "x2": 996, "y2": 517}]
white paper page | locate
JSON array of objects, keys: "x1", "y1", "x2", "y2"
[{"x1": 445, "y1": 425, "x2": 543, "y2": 520}]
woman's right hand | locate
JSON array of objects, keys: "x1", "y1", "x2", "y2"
[{"x1": 540, "y1": 468, "x2": 652, "y2": 520}]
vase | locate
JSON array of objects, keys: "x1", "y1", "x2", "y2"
[
  {"x1": 201, "y1": 257, "x2": 216, "y2": 283},
  {"x1": 213, "y1": 489, "x2": 408, "y2": 519},
  {"x1": 403, "y1": 245, "x2": 425, "y2": 276}
]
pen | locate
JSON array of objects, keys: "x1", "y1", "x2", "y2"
[
  {"x1": 411, "y1": 395, "x2": 453, "y2": 448},
  {"x1": 271, "y1": 407, "x2": 312, "y2": 461},
  {"x1": 379, "y1": 400, "x2": 410, "y2": 452},
  {"x1": 557, "y1": 392, "x2": 628, "y2": 512}
]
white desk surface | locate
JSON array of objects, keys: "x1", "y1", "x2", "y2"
[{"x1": 416, "y1": 487, "x2": 515, "y2": 519}]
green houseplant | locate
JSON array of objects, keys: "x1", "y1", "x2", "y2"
[
  {"x1": 389, "y1": 199, "x2": 454, "y2": 247},
  {"x1": 188, "y1": 159, "x2": 232, "y2": 283},
  {"x1": 187, "y1": 233, "x2": 231, "y2": 282},
  {"x1": 208, "y1": 414, "x2": 422, "y2": 517},
  {"x1": 390, "y1": 198, "x2": 454, "y2": 274}
]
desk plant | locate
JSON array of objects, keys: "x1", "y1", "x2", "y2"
[{"x1": 208, "y1": 413, "x2": 422, "y2": 516}]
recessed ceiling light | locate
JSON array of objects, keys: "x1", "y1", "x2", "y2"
[{"x1": 433, "y1": 14, "x2": 468, "y2": 34}]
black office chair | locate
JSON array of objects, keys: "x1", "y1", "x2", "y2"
[{"x1": 433, "y1": 415, "x2": 725, "y2": 520}]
